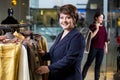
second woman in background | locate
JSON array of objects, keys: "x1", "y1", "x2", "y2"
[{"x1": 82, "y1": 12, "x2": 108, "y2": 80}]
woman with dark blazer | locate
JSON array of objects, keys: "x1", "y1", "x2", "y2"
[{"x1": 36, "y1": 4, "x2": 85, "y2": 80}]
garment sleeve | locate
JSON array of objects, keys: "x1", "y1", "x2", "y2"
[{"x1": 41, "y1": 52, "x2": 51, "y2": 60}]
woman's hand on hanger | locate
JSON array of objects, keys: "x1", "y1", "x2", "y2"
[
  {"x1": 38, "y1": 49, "x2": 45, "y2": 56},
  {"x1": 35, "y1": 66, "x2": 50, "y2": 75}
]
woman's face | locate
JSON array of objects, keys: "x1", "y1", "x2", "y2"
[
  {"x1": 59, "y1": 13, "x2": 75, "y2": 30},
  {"x1": 96, "y1": 14, "x2": 104, "y2": 24}
]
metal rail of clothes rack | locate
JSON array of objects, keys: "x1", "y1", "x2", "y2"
[{"x1": 0, "y1": 23, "x2": 31, "y2": 35}]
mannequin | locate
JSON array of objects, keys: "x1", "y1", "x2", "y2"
[
  {"x1": 1, "y1": 8, "x2": 18, "y2": 24},
  {"x1": 1, "y1": 8, "x2": 19, "y2": 34}
]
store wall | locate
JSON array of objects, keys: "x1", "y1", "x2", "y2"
[
  {"x1": 85, "y1": 0, "x2": 103, "y2": 25},
  {"x1": 30, "y1": 0, "x2": 88, "y2": 9},
  {"x1": 30, "y1": 9, "x2": 57, "y2": 26}
]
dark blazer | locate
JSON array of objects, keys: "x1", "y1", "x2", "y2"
[{"x1": 44, "y1": 27, "x2": 85, "y2": 80}]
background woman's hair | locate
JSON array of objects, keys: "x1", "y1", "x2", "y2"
[{"x1": 94, "y1": 12, "x2": 105, "y2": 21}]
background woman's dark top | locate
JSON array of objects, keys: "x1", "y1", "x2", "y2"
[{"x1": 89, "y1": 24, "x2": 108, "y2": 49}]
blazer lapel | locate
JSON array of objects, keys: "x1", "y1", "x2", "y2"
[
  {"x1": 51, "y1": 32, "x2": 62, "y2": 49},
  {"x1": 54, "y1": 28, "x2": 78, "y2": 49}
]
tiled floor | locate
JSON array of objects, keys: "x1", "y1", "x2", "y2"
[
  {"x1": 84, "y1": 70, "x2": 114, "y2": 80},
  {"x1": 81, "y1": 58, "x2": 115, "y2": 80}
]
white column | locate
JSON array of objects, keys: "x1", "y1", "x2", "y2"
[
  {"x1": 103, "y1": 0, "x2": 108, "y2": 80},
  {"x1": 103, "y1": 0, "x2": 108, "y2": 28}
]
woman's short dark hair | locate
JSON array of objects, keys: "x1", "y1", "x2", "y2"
[{"x1": 58, "y1": 4, "x2": 79, "y2": 24}]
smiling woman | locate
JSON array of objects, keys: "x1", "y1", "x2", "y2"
[{"x1": 36, "y1": 4, "x2": 85, "y2": 80}]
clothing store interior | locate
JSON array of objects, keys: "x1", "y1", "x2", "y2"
[{"x1": 0, "y1": 0, "x2": 120, "y2": 80}]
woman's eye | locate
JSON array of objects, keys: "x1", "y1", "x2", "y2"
[
  {"x1": 59, "y1": 16, "x2": 71, "y2": 19},
  {"x1": 66, "y1": 16, "x2": 71, "y2": 19},
  {"x1": 60, "y1": 17, "x2": 63, "y2": 19}
]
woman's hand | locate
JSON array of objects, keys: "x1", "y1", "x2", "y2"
[
  {"x1": 104, "y1": 42, "x2": 108, "y2": 54},
  {"x1": 104, "y1": 47, "x2": 108, "y2": 54},
  {"x1": 96, "y1": 23, "x2": 100, "y2": 31},
  {"x1": 91, "y1": 23, "x2": 100, "y2": 38},
  {"x1": 35, "y1": 66, "x2": 50, "y2": 75},
  {"x1": 38, "y1": 49, "x2": 45, "y2": 56}
]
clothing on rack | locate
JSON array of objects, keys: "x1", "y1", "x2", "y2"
[
  {"x1": 27, "y1": 42, "x2": 42, "y2": 80},
  {"x1": 18, "y1": 45, "x2": 30, "y2": 80},
  {"x1": 33, "y1": 34, "x2": 49, "y2": 80},
  {"x1": 24, "y1": 33, "x2": 48, "y2": 80},
  {"x1": 0, "y1": 31, "x2": 48, "y2": 80},
  {"x1": 0, "y1": 43, "x2": 21, "y2": 80}
]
